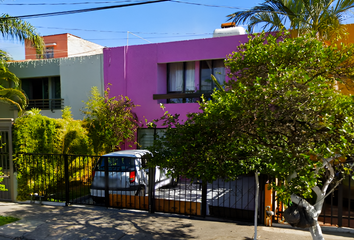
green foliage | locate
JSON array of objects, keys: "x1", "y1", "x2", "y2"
[
  {"x1": 148, "y1": 32, "x2": 354, "y2": 203},
  {"x1": 13, "y1": 107, "x2": 93, "y2": 200},
  {"x1": 0, "y1": 13, "x2": 44, "y2": 111},
  {"x1": 13, "y1": 107, "x2": 91, "y2": 155},
  {"x1": 228, "y1": 0, "x2": 353, "y2": 40},
  {"x1": 0, "y1": 215, "x2": 19, "y2": 226},
  {"x1": 0, "y1": 57, "x2": 27, "y2": 113},
  {"x1": 0, "y1": 13, "x2": 44, "y2": 52},
  {"x1": 0, "y1": 167, "x2": 7, "y2": 192},
  {"x1": 0, "y1": 135, "x2": 7, "y2": 192},
  {"x1": 82, "y1": 86, "x2": 140, "y2": 155}
]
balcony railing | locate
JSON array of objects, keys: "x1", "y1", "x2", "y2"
[{"x1": 27, "y1": 99, "x2": 64, "y2": 111}]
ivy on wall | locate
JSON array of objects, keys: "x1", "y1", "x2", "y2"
[
  {"x1": 12, "y1": 87, "x2": 140, "y2": 200},
  {"x1": 13, "y1": 107, "x2": 93, "y2": 200}
]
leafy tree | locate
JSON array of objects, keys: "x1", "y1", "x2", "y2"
[
  {"x1": 148, "y1": 32, "x2": 354, "y2": 240},
  {"x1": 228, "y1": 0, "x2": 354, "y2": 40},
  {"x1": 82, "y1": 86, "x2": 140, "y2": 155},
  {"x1": 13, "y1": 107, "x2": 92, "y2": 155},
  {"x1": 0, "y1": 12, "x2": 44, "y2": 111}
]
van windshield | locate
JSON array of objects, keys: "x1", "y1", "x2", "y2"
[{"x1": 97, "y1": 157, "x2": 135, "y2": 171}]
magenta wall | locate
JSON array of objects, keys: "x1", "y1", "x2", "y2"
[{"x1": 104, "y1": 35, "x2": 249, "y2": 129}]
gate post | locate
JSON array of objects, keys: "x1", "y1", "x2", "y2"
[
  {"x1": 148, "y1": 167, "x2": 155, "y2": 213},
  {"x1": 104, "y1": 157, "x2": 110, "y2": 208},
  {"x1": 259, "y1": 175, "x2": 268, "y2": 225},
  {"x1": 7, "y1": 119, "x2": 16, "y2": 202},
  {"x1": 201, "y1": 182, "x2": 207, "y2": 218},
  {"x1": 64, "y1": 154, "x2": 70, "y2": 206},
  {"x1": 338, "y1": 183, "x2": 343, "y2": 227}
]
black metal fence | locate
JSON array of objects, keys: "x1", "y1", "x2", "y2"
[
  {"x1": 271, "y1": 173, "x2": 354, "y2": 229},
  {"x1": 16, "y1": 153, "x2": 264, "y2": 224},
  {"x1": 0, "y1": 130, "x2": 12, "y2": 201},
  {"x1": 319, "y1": 173, "x2": 354, "y2": 228},
  {"x1": 17, "y1": 153, "x2": 100, "y2": 205}
]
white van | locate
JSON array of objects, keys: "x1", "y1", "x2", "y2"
[{"x1": 90, "y1": 149, "x2": 171, "y2": 203}]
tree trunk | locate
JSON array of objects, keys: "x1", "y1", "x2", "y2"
[
  {"x1": 289, "y1": 155, "x2": 339, "y2": 240},
  {"x1": 254, "y1": 172, "x2": 259, "y2": 240},
  {"x1": 309, "y1": 222, "x2": 324, "y2": 240},
  {"x1": 290, "y1": 193, "x2": 326, "y2": 240}
]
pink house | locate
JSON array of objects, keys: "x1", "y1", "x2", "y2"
[{"x1": 104, "y1": 34, "x2": 249, "y2": 148}]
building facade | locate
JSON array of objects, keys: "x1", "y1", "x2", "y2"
[
  {"x1": 103, "y1": 34, "x2": 249, "y2": 148},
  {"x1": 1, "y1": 54, "x2": 104, "y2": 119},
  {"x1": 25, "y1": 33, "x2": 104, "y2": 60}
]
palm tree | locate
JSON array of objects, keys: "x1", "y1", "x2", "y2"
[
  {"x1": 0, "y1": 14, "x2": 44, "y2": 113},
  {"x1": 228, "y1": 0, "x2": 354, "y2": 40},
  {"x1": 0, "y1": 14, "x2": 44, "y2": 50},
  {"x1": 0, "y1": 58, "x2": 27, "y2": 113}
]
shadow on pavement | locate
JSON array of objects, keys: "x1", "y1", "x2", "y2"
[{"x1": 0, "y1": 204, "x2": 196, "y2": 239}]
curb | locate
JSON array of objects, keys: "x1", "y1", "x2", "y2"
[{"x1": 272, "y1": 223, "x2": 354, "y2": 235}]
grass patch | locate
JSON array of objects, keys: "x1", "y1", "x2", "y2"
[{"x1": 0, "y1": 216, "x2": 20, "y2": 226}]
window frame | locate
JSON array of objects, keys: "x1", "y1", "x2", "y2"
[
  {"x1": 166, "y1": 61, "x2": 196, "y2": 103},
  {"x1": 199, "y1": 59, "x2": 225, "y2": 93},
  {"x1": 21, "y1": 76, "x2": 62, "y2": 110}
]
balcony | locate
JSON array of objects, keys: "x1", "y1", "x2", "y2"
[
  {"x1": 26, "y1": 99, "x2": 64, "y2": 111},
  {"x1": 153, "y1": 92, "x2": 212, "y2": 101}
]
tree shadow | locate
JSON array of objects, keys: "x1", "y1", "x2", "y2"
[{"x1": 0, "y1": 203, "x2": 196, "y2": 239}]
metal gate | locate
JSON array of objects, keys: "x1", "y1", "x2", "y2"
[
  {"x1": 319, "y1": 172, "x2": 354, "y2": 228},
  {"x1": 0, "y1": 119, "x2": 14, "y2": 201},
  {"x1": 272, "y1": 174, "x2": 354, "y2": 229},
  {"x1": 16, "y1": 153, "x2": 264, "y2": 224},
  {"x1": 207, "y1": 176, "x2": 264, "y2": 222}
]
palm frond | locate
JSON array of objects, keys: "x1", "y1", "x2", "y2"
[
  {"x1": 0, "y1": 60, "x2": 20, "y2": 87},
  {"x1": 0, "y1": 14, "x2": 44, "y2": 52},
  {"x1": 227, "y1": 0, "x2": 354, "y2": 40},
  {"x1": 0, "y1": 88, "x2": 27, "y2": 112}
]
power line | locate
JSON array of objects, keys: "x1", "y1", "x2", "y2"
[
  {"x1": 170, "y1": 0, "x2": 246, "y2": 10},
  {"x1": 0, "y1": 1, "x2": 145, "y2": 5},
  {"x1": 0, "y1": 0, "x2": 170, "y2": 20},
  {"x1": 35, "y1": 26, "x2": 214, "y2": 35},
  {"x1": 0, "y1": 0, "x2": 247, "y2": 10}
]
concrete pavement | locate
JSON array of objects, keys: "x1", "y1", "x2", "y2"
[{"x1": 0, "y1": 202, "x2": 353, "y2": 240}]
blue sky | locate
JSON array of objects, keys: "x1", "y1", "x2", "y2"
[{"x1": 1, "y1": 0, "x2": 354, "y2": 60}]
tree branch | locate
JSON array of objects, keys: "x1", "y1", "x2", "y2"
[{"x1": 290, "y1": 194, "x2": 317, "y2": 219}]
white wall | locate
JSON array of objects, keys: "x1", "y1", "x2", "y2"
[
  {"x1": 0, "y1": 103, "x2": 17, "y2": 118},
  {"x1": 59, "y1": 54, "x2": 104, "y2": 119},
  {"x1": 67, "y1": 35, "x2": 104, "y2": 57},
  {"x1": 7, "y1": 54, "x2": 103, "y2": 120}
]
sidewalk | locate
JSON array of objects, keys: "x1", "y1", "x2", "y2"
[{"x1": 0, "y1": 202, "x2": 353, "y2": 240}]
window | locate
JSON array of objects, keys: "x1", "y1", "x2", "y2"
[
  {"x1": 96, "y1": 157, "x2": 135, "y2": 171},
  {"x1": 153, "y1": 59, "x2": 226, "y2": 103},
  {"x1": 36, "y1": 47, "x2": 55, "y2": 59},
  {"x1": 138, "y1": 128, "x2": 165, "y2": 149},
  {"x1": 45, "y1": 47, "x2": 54, "y2": 59},
  {"x1": 21, "y1": 76, "x2": 62, "y2": 110},
  {"x1": 200, "y1": 59, "x2": 225, "y2": 93},
  {"x1": 167, "y1": 62, "x2": 197, "y2": 103}
]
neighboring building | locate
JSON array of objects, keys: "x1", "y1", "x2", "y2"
[
  {"x1": 103, "y1": 32, "x2": 249, "y2": 149},
  {"x1": 1, "y1": 54, "x2": 104, "y2": 119},
  {"x1": 25, "y1": 33, "x2": 104, "y2": 60}
]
